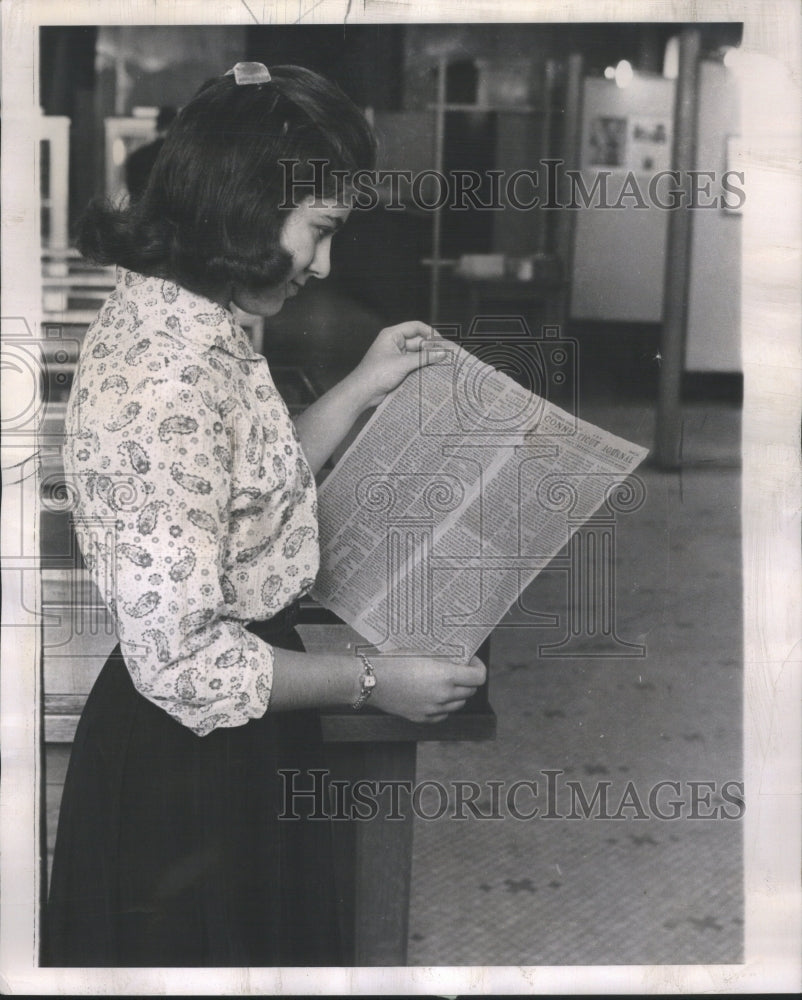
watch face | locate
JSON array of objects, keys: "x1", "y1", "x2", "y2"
[{"x1": 364, "y1": 674, "x2": 377, "y2": 690}]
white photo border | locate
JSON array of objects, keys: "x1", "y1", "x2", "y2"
[{"x1": 1, "y1": 0, "x2": 800, "y2": 994}]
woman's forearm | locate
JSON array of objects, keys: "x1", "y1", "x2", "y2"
[
  {"x1": 293, "y1": 369, "x2": 370, "y2": 475},
  {"x1": 268, "y1": 646, "x2": 362, "y2": 710},
  {"x1": 268, "y1": 644, "x2": 488, "y2": 722}
]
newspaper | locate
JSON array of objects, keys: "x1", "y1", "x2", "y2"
[{"x1": 311, "y1": 343, "x2": 648, "y2": 660}]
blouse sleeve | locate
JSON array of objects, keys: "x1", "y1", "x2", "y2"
[{"x1": 65, "y1": 376, "x2": 275, "y2": 737}]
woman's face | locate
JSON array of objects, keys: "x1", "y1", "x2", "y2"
[{"x1": 231, "y1": 197, "x2": 351, "y2": 317}]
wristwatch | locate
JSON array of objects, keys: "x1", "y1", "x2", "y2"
[{"x1": 352, "y1": 652, "x2": 377, "y2": 711}]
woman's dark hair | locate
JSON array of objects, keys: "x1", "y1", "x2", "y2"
[{"x1": 77, "y1": 66, "x2": 377, "y2": 297}]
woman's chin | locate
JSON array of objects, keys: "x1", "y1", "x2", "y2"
[{"x1": 233, "y1": 288, "x2": 287, "y2": 318}]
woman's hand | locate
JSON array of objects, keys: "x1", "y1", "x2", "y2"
[
  {"x1": 370, "y1": 653, "x2": 487, "y2": 724},
  {"x1": 351, "y1": 322, "x2": 449, "y2": 410}
]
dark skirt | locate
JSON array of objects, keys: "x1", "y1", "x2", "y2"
[{"x1": 44, "y1": 611, "x2": 343, "y2": 967}]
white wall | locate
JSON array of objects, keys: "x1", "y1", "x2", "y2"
[
  {"x1": 569, "y1": 64, "x2": 742, "y2": 373},
  {"x1": 570, "y1": 74, "x2": 675, "y2": 324}
]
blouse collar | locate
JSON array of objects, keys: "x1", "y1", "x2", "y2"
[{"x1": 115, "y1": 267, "x2": 261, "y2": 362}]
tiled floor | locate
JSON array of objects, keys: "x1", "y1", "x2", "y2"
[{"x1": 407, "y1": 427, "x2": 743, "y2": 965}]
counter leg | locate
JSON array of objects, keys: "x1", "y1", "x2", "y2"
[{"x1": 327, "y1": 740, "x2": 418, "y2": 966}]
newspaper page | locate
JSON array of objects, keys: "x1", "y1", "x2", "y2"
[{"x1": 311, "y1": 342, "x2": 648, "y2": 659}]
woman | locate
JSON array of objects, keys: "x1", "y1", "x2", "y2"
[{"x1": 45, "y1": 62, "x2": 486, "y2": 968}]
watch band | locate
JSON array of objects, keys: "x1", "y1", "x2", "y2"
[{"x1": 352, "y1": 652, "x2": 377, "y2": 711}]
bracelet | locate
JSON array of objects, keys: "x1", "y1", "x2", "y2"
[{"x1": 352, "y1": 651, "x2": 377, "y2": 711}]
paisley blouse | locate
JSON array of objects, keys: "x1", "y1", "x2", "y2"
[{"x1": 63, "y1": 268, "x2": 320, "y2": 736}]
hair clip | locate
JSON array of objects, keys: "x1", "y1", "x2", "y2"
[{"x1": 225, "y1": 62, "x2": 272, "y2": 86}]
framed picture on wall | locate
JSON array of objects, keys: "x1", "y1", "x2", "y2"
[
  {"x1": 586, "y1": 114, "x2": 628, "y2": 166},
  {"x1": 628, "y1": 115, "x2": 671, "y2": 171}
]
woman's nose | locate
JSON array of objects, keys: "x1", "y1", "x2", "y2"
[{"x1": 307, "y1": 239, "x2": 331, "y2": 280}]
